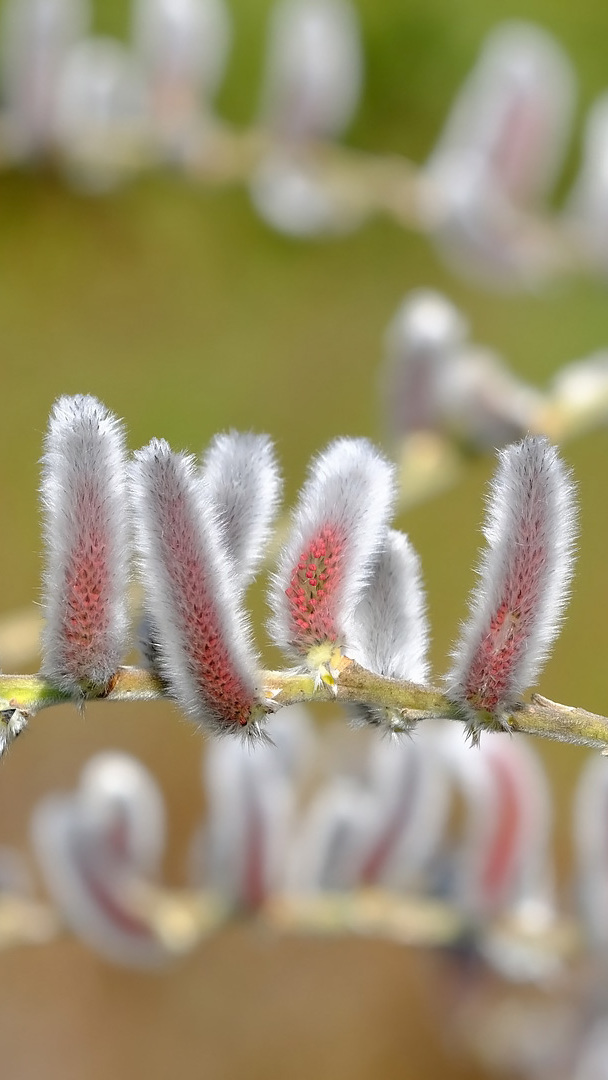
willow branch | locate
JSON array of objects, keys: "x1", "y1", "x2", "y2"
[{"x1": 1, "y1": 659, "x2": 608, "y2": 750}]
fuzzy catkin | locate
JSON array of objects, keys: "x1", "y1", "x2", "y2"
[
  {"x1": 268, "y1": 437, "x2": 396, "y2": 663},
  {"x1": 131, "y1": 439, "x2": 262, "y2": 736},
  {"x1": 447, "y1": 436, "x2": 577, "y2": 726},
  {"x1": 40, "y1": 394, "x2": 130, "y2": 694},
  {"x1": 200, "y1": 431, "x2": 281, "y2": 587}
]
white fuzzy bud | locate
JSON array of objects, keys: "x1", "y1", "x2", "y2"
[
  {"x1": 383, "y1": 290, "x2": 541, "y2": 448},
  {"x1": 289, "y1": 727, "x2": 448, "y2": 893},
  {"x1": 192, "y1": 709, "x2": 310, "y2": 908},
  {"x1": 31, "y1": 752, "x2": 168, "y2": 967},
  {"x1": 200, "y1": 431, "x2": 282, "y2": 588},
  {"x1": 287, "y1": 774, "x2": 375, "y2": 892},
  {"x1": 381, "y1": 289, "x2": 468, "y2": 438},
  {"x1": 133, "y1": 0, "x2": 230, "y2": 99},
  {"x1": 132, "y1": 0, "x2": 231, "y2": 155},
  {"x1": 348, "y1": 530, "x2": 429, "y2": 730},
  {"x1": 437, "y1": 725, "x2": 554, "y2": 921},
  {"x1": 0, "y1": 0, "x2": 89, "y2": 159},
  {"x1": 354, "y1": 730, "x2": 449, "y2": 891},
  {"x1": 259, "y1": 0, "x2": 362, "y2": 143},
  {"x1": 547, "y1": 350, "x2": 608, "y2": 438},
  {"x1": 250, "y1": 151, "x2": 362, "y2": 238},
  {"x1": 428, "y1": 22, "x2": 574, "y2": 207},
  {"x1": 436, "y1": 345, "x2": 543, "y2": 450},
  {"x1": 53, "y1": 37, "x2": 150, "y2": 194},
  {"x1": 349, "y1": 529, "x2": 429, "y2": 685},
  {"x1": 422, "y1": 23, "x2": 575, "y2": 286}
]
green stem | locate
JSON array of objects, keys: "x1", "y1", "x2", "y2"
[{"x1": 1, "y1": 663, "x2": 608, "y2": 750}]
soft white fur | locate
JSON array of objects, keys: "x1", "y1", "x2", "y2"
[
  {"x1": 261, "y1": 0, "x2": 362, "y2": 140},
  {"x1": 199, "y1": 730, "x2": 296, "y2": 907},
  {"x1": 1, "y1": 0, "x2": 90, "y2": 158},
  {"x1": 349, "y1": 529, "x2": 430, "y2": 684},
  {"x1": 287, "y1": 727, "x2": 449, "y2": 893},
  {"x1": 30, "y1": 752, "x2": 168, "y2": 968},
  {"x1": 427, "y1": 22, "x2": 575, "y2": 206},
  {"x1": 200, "y1": 431, "x2": 282, "y2": 588},
  {"x1": 286, "y1": 776, "x2": 376, "y2": 892},
  {"x1": 436, "y1": 725, "x2": 555, "y2": 921},
  {"x1": 132, "y1": 0, "x2": 231, "y2": 100}
]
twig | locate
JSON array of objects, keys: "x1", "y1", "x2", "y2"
[{"x1": 1, "y1": 659, "x2": 608, "y2": 750}]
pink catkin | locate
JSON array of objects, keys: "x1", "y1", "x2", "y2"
[
  {"x1": 156, "y1": 488, "x2": 255, "y2": 729},
  {"x1": 74, "y1": 816, "x2": 153, "y2": 939},
  {"x1": 358, "y1": 753, "x2": 419, "y2": 886},
  {"x1": 59, "y1": 479, "x2": 112, "y2": 682},
  {"x1": 41, "y1": 395, "x2": 129, "y2": 693},
  {"x1": 241, "y1": 776, "x2": 267, "y2": 911},
  {"x1": 463, "y1": 503, "x2": 547, "y2": 711},
  {"x1": 451, "y1": 436, "x2": 577, "y2": 722},
  {"x1": 269, "y1": 438, "x2": 396, "y2": 663},
  {"x1": 479, "y1": 753, "x2": 521, "y2": 907},
  {"x1": 285, "y1": 524, "x2": 347, "y2": 649},
  {"x1": 491, "y1": 93, "x2": 546, "y2": 202}
]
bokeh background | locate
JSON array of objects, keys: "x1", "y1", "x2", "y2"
[{"x1": 2, "y1": 0, "x2": 608, "y2": 1077}]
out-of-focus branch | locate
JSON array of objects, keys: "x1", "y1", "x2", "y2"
[
  {"x1": 0, "y1": 880, "x2": 583, "y2": 969},
  {"x1": 133, "y1": 125, "x2": 593, "y2": 280}
]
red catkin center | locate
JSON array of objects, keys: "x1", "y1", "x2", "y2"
[
  {"x1": 60, "y1": 476, "x2": 112, "y2": 682},
  {"x1": 358, "y1": 754, "x2": 418, "y2": 886},
  {"x1": 285, "y1": 524, "x2": 346, "y2": 650},
  {"x1": 73, "y1": 812, "x2": 152, "y2": 938},
  {"x1": 491, "y1": 93, "x2": 546, "y2": 202},
  {"x1": 161, "y1": 490, "x2": 255, "y2": 728},
  {"x1": 464, "y1": 494, "x2": 547, "y2": 712},
  {"x1": 480, "y1": 753, "x2": 521, "y2": 909},
  {"x1": 242, "y1": 774, "x2": 266, "y2": 911}
]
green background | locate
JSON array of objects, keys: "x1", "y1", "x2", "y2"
[{"x1": 1, "y1": 1, "x2": 608, "y2": 1077}]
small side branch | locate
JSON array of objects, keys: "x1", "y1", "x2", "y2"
[{"x1": 1, "y1": 661, "x2": 608, "y2": 750}]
